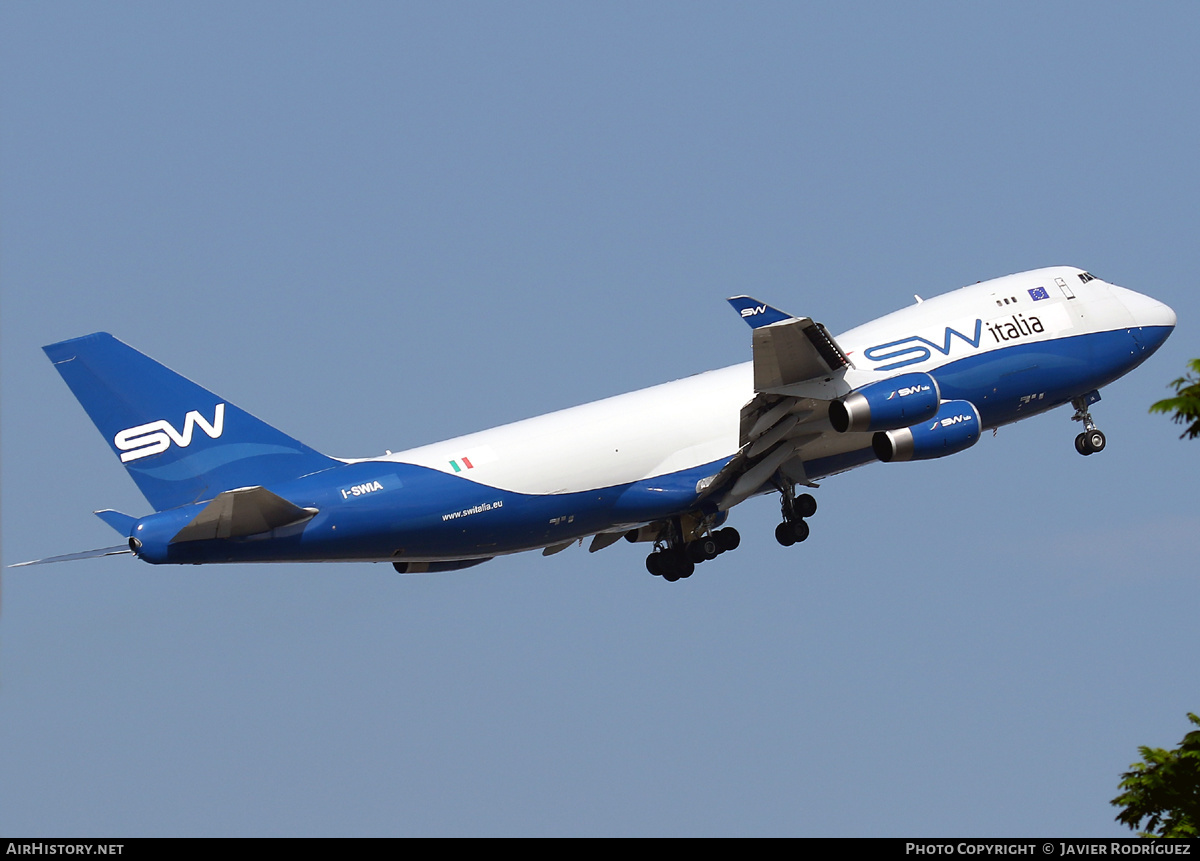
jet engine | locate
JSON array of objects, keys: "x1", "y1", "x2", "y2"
[
  {"x1": 393, "y1": 558, "x2": 493, "y2": 574},
  {"x1": 829, "y1": 372, "x2": 941, "y2": 433},
  {"x1": 872, "y1": 399, "x2": 981, "y2": 462}
]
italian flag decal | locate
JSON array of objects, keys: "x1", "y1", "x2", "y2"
[{"x1": 445, "y1": 445, "x2": 497, "y2": 475}]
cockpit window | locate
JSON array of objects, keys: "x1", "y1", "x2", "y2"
[{"x1": 1078, "y1": 272, "x2": 1096, "y2": 284}]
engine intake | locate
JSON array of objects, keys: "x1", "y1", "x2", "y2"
[
  {"x1": 829, "y1": 372, "x2": 941, "y2": 433},
  {"x1": 872, "y1": 399, "x2": 981, "y2": 462}
]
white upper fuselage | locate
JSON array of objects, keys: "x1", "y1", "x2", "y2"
[{"x1": 373, "y1": 267, "x2": 1175, "y2": 496}]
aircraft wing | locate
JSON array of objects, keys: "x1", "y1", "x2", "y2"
[
  {"x1": 705, "y1": 297, "x2": 856, "y2": 510},
  {"x1": 727, "y1": 296, "x2": 852, "y2": 391}
]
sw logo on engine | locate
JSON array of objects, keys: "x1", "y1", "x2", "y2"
[
  {"x1": 888, "y1": 384, "x2": 932, "y2": 399},
  {"x1": 114, "y1": 404, "x2": 226, "y2": 462},
  {"x1": 933, "y1": 413, "x2": 974, "y2": 429}
]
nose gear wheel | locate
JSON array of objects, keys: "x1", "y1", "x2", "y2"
[{"x1": 1070, "y1": 393, "x2": 1107, "y2": 455}]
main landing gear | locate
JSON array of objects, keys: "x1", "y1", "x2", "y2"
[
  {"x1": 774, "y1": 482, "x2": 817, "y2": 547},
  {"x1": 1071, "y1": 393, "x2": 1107, "y2": 456},
  {"x1": 640, "y1": 482, "x2": 820, "y2": 581},
  {"x1": 643, "y1": 516, "x2": 741, "y2": 582}
]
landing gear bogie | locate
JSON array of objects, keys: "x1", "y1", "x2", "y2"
[
  {"x1": 774, "y1": 480, "x2": 817, "y2": 549},
  {"x1": 644, "y1": 522, "x2": 740, "y2": 582}
]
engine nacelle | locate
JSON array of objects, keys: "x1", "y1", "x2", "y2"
[
  {"x1": 829, "y1": 372, "x2": 941, "y2": 433},
  {"x1": 872, "y1": 399, "x2": 981, "y2": 462},
  {"x1": 393, "y1": 558, "x2": 493, "y2": 574}
]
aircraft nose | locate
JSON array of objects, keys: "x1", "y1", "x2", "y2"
[
  {"x1": 1108, "y1": 283, "x2": 1176, "y2": 356},
  {"x1": 1110, "y1": 283, "x2": 1177, "y2": 330}
]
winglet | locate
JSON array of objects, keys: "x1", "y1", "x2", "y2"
[{"x1": 727, "y1": 296, "x2": 794, "y2": 329}]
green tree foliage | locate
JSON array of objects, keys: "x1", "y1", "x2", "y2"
[
  {"x1": 1111, "y1": 713, "x2": 1200, "y2": 837},
  {"x1": 1150, "y1": 359, "x2": 1200, "y2": 440}
]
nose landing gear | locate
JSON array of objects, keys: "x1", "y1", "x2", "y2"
[{"x1": 1071, "y1": 392, "x2": 1107, "y2": 456}]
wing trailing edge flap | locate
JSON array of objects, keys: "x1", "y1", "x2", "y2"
[
  {"x1": 703, "y1": 296, "x2": 856, "y2": 511},
  {"x1": 171, "y1": 486, "x2": 318, "y2": 543},
  {"x1": 547, "y1": 532, "x2": 629, "y2": 554},
  {"x1": 588, "y1": 531, "x2": 626, "y2": 553},
  {"x1": 704, "y1": 393, "x2": 828, "y2": 511},
  {"x1": 751, "y1": 317, "x2": 850, "y2": 392}
]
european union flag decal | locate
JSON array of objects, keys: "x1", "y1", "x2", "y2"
[{"x1": 1028, "y1": 286, "x2": 1049, "y2": 301}]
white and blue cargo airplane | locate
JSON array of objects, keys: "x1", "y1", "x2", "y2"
[{"x1": 15, "y1": 267, "x2": 1175, "y2": 581}]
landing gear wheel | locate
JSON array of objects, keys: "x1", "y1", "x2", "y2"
[
  {"x1": 715, "y1": 527, "x2": 741, "y2": 552},
  {"x1": 1074, "y1": 429, "x2": 1107, "y2": 455},
  {"x1": 649, "y1": 548, "x2": 694, "y2": 581},
  {"x1": 796, "y1": 493, "x2": 817, "y2": 518},
  {"x1": 686, "y1": 538, "x2": 719, "y2": 564},
  {"x1": 775, "y1": 519, "x2": 809, "y2": 546}
]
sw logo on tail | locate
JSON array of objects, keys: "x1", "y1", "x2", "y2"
[{"x1": 115, "y1": 404, "x2": 226, "y2": 462}]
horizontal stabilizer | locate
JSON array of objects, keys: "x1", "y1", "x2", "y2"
[
  {"x1": 95, "y1": 509, "x2": 138, "y2": 536},
  {"x1": 171, "y1": 486, "x2": 318, "y2": 543},
  {"x1": 9, "y1": 545, "x2": 133, "y2": 568}
]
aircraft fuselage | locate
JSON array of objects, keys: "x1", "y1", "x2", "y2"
[
  {"x1": 125, "y1": 266, "x2": 1175, "y2": 567},
  {"x1": 22, "y1": 266, "x2": 1175, "y2": 575}
]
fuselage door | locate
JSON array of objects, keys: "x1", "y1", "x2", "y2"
[{"x1": 1055, "y1": 276, "x2": 1075, "y2": 299}]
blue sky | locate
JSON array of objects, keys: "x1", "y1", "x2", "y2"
[{"x1": 2, "y1": 2, "x2": 1197, "y2": 836}]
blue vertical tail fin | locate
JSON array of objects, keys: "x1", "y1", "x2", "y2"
[{"x1": 44, "y1": 333, "x2": 340, "y2": 511}]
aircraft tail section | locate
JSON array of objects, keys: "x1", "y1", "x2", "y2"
[{"x1": 44, "y1": 333, "x2": 340, "y2": 511}]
